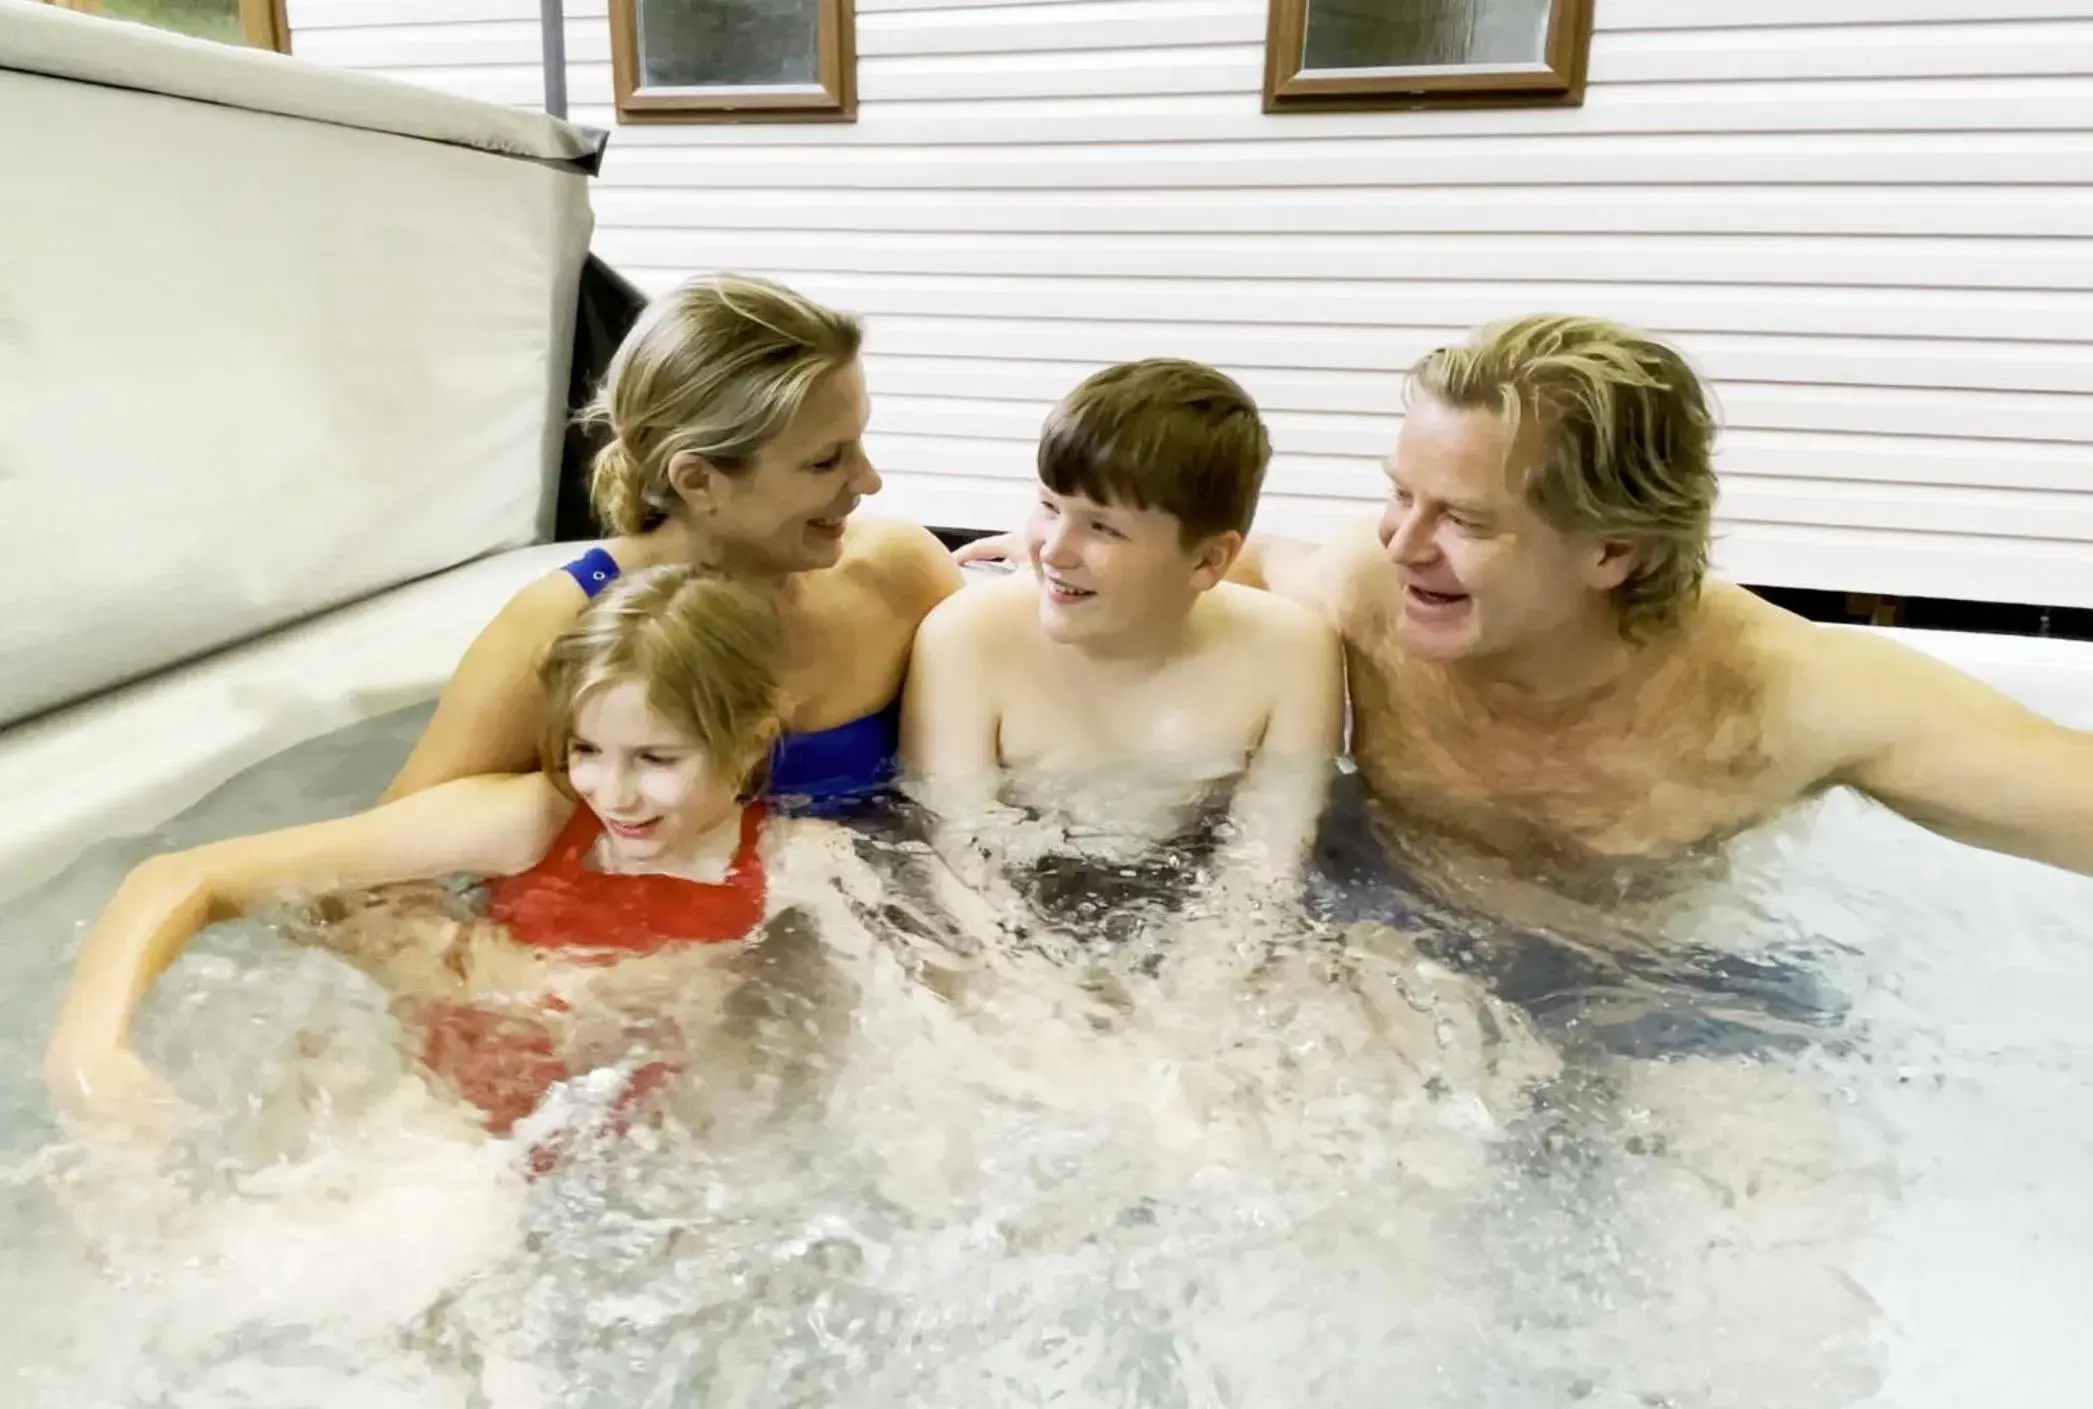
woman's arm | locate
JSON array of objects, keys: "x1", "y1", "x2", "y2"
[
  {"x1": 46, "y1": 773, "x2": 573, "y2": 1112},
  {"x1": 380, "y1": 573, "x2": 588, "y2": 803}
]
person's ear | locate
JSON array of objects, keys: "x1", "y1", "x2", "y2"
[
  {"x1": 1188, "y1": 529, "x2": 1245, "y2": 592},
  {"x1": 1584, "y1": 537, "x2": 1639, "y2": 592},
  {"x1": 666, "y1": 451, "x2": 723, "y2": 516}
]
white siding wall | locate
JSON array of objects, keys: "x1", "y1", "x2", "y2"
[{"x1": 287, "y1": 0, "x2": 2093, "y2": 608}]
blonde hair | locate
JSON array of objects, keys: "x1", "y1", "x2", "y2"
[
  {"x1": 581, "y1": 274, "x2": 864, "y2": 535},
  {"x1": 1038, "y1": 358, "x2": 1271, "y2": 545},
  {"x1": 536, "y1": 565, "x2": 785, "y2": 797},
  {"x1": 1408, "y1": 315, "x2": 1719, "y2": 642}
]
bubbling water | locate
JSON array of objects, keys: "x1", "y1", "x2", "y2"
[{"x1": 2, "y1": 700, "x2": 2088, "y2": 1407}]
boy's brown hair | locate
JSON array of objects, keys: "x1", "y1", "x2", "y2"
[{"x1": 1038, "y1": 358, "x2": 1271, "y2": 545}]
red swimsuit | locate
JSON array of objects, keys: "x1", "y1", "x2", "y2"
[
  {"x1": 486, "y1": 801, "x2": 768, "y2": 955},
  {"x1": 417, "y1": 802, "x2": 770, "y2": 1144}
]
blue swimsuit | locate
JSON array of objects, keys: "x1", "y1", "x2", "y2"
[{"x1": 562, "y1": 548, "x2": 901, "y2": 815}]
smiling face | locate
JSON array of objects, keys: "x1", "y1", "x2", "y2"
[
  {"x1": 564, "y1": 679, "x2": 744, "y2": 869},
  {"x1": 672, "y1": 361, "x2": 880, "y2": 574},
  {"x1": 1377, "y1": 392, "x2": 1632, "y2": 664},
  {"x1": 1023, "y1": 485, "x2": 1237, "y2": 648}
]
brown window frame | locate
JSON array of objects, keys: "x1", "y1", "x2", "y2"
[
  {"x1": 240, "y1": 0, "x2": 287, "y2": 51},
  {"x1": 606, "y1": 0, "x2": 857, "y2": 126},
  {"x1": 1263, "y1": 0, "x2": 1593, "y2": 114}
]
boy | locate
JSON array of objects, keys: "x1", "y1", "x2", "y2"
[{"x1": 899, "y1": 358, "x2": 1344, "y2": 912}]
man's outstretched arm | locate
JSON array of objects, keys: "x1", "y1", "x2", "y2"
[{"x1": 1809, "y1": 626, "x2": 2093, "y2": 877}]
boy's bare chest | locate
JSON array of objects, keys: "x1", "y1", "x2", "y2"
[{"x1": 995, "y1": 662, "x2": 1264, "y2": 777}]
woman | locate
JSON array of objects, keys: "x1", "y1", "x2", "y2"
[
  {"x1": 45, "y1": 566, "x2": 891, "y2": 1146},
  {"x1": 382, "y1": 274, "x2": 963, "y2": 814}
]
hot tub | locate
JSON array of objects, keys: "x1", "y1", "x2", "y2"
[
  {"x1": 9, "y1": 11, "x2": 2087, "y2": 1405},
  {"x1": 3, "y1": 561, "x2": 2088, "y2": 1408}
]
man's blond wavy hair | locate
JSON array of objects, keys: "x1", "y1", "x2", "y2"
[{"x1": 1408, "y1": 315, "x2": 1720, "y2": 642}]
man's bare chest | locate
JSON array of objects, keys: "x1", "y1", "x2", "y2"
[{"x1": 1343, "y1": 646, "x2": 1801, "y2": 861}]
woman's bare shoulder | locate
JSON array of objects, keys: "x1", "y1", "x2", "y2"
[
  {"x1": 841, "y1": 516, "x2": 965, "y2": 614},
  {"x1": 380, "y1": 568, "x2": 591, "y2": 801}
]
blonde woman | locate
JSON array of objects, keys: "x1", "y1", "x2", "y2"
[
  {"x1": 45, "y1": 567, "x2": 893, "y2": 1149},
  {"x1": 384, "y1": 274, "x2": 963, "y2": 815}
]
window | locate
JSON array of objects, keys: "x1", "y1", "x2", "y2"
[
  {"x1": 37, "y1": 0, "x2": 289, "y2": 52},
  {"x1": 1263, "y1": 0, "x2": 1592, "y2": 113},
  {"x1": 608, "y1": 0, "x2": 856, "y2": 125}
]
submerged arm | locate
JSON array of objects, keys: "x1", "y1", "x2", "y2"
[
  {"x1": 47, "y1": 774, "x2": 569, "y2": 1107},
  {"x1": 898, "y1": 595, "x2": 1010, "y2": 826},
  {"x1": 1218, "y1": 614, "x2": 1346, "y2": 900},
  {"x1": 1818, "y1": 628, "x2": 2093, "y2": 877}
]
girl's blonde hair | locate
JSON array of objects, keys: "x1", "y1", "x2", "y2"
[
  {"x1": 580, "y1": 274, "x2": 864, "y2": 535},
  {"x1": 536, "y1": 564, "x2": 785, "y2": 797}
]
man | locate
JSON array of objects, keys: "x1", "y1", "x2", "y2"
[
  {"x1": 901, "y1": 357, "x2": 1344, "y2": 913},
  {"x1": 960, "y1": 315, "x2": 2093, "y2": 891}
]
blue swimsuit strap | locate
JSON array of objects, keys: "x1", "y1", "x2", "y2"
[
  {"x1": 562, "y1": 546, "x2": 622, "y2": 599},
  {"x1": 768, "y1": 696, "x2": 902, "y2": 814},
  {"x1": 560, "y1": 546, "x2": 899, "y2": 811}
]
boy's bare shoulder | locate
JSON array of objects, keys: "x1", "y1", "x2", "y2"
[{"x1": 1206, "y1": 580, "x2": 1339, "y2": 649}]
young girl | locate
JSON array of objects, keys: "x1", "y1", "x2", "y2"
[{"x1": 44, "y1": 565, "x2": 879, "y2": 1146}]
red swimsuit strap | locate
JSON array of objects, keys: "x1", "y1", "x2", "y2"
[
  {"x1": 487, "y1": 800, "x2": 770, "y2": 955},
  {"x1": 537, "y1": 800, "x2": 766, "y2": 880},
  {"x1": 540, "y1": 799, "x2": 612, "y2": 875},
  {"x1": 725, "y1": 798, "x2": 767, "y2": 878}
]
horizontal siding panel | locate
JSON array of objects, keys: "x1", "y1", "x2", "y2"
[
  {"x1": 574, "y1": 58, "x2": 2093, "y2": 107},
  {"x1": 288, "y1": 0, "x2": 2093, "y2": 608},
  {"x1": 622, "y1": 270, "x2": 2093, "y2": 345},
  {"x1": 597, "y1": 135, "x2": 2093, "y2": 188},
  {"x1": 861, "y1": 319, "x2": 2093, "y2": 397},
  {"x1": 568, "y1": 82, "x2": 2093, "y2": 145},
  {"x1": 1598, "y1": 0, "x2": 2093, "y2": 28},
  {"x1": 289, "y1": 0, "x2": 2093, "y2": 33},
  {"x1": 1714, "y1": 526, "x2": 2093, "y2": 611},
  {"x1": 872, "y1": 431, "x2": 1383, "y2": 498},
  {"x1": 1719, "y1": 479, "x2": 2093, "y2": 539},
  {"x1": 862, "y1": 393, "x2": 2093, "y2": 466},
  {"x1": 866, "y1": 425, "x2": 2093, "y2": 497},
  {"x1": 862, "y1": 6, "x2": 1264, "y2": 56},
  {"x1": 855, "y1": 358, "x2": 2093, "y2": 446},
  {"x1": 1716, "y1": 385, "x2": 2093, "y2": 445},
  {"x1": 859, "y1": 14, "x2": 2093, "y2": 71},
  {"x1": 1591, "y1": 20, "x2": 2093, "y2": 84},
  {"x1": 590, "y1": 230, "x2": 2093, "y2": 293},
  {"x1": 591, "y1": 188, "x2": 2093, "y2": 239},
  {"x1": 863, "y1": 476, "x2": 2093, "y2": 616}
]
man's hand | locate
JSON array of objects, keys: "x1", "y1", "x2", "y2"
[{"x1": 950, "y1": 532, "x2": 1021, "y2": 569}]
